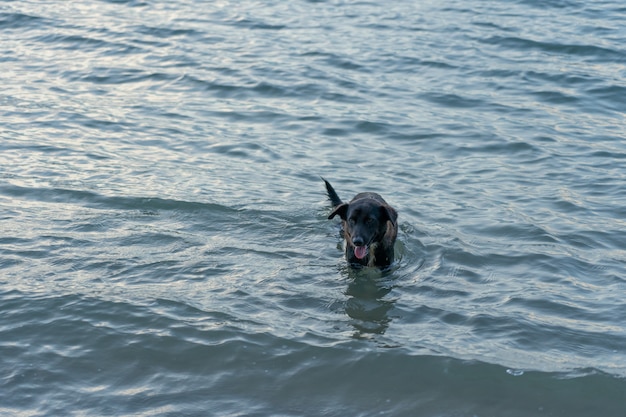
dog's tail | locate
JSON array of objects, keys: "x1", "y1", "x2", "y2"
[{"x1": 322, "y1": 178, "x2": 343, "y2": 207}]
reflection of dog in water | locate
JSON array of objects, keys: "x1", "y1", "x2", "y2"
[
  {"x1": 324, "y1": 179, "x2": 398, "y2": 267},
  {"x1": 345, "y1": 273, "x2": 394, "y2": 336}
]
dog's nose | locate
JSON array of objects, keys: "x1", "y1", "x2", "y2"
[{"x1": 352, "y1": 236, "x2": 365, "y2": 246}]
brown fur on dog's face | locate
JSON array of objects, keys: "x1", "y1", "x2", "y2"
[{"x1": 328, "y1": 192, "x2": 398, "y2": 267}]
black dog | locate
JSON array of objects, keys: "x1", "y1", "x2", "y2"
[{"x1": 324, "y1": 179, "x2": 398, "y2": 267}]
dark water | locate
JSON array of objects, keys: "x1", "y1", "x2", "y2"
[{"x1": 2, "y1": 0, "x2": 626, "y2": 415}]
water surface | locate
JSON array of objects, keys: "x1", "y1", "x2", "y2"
[{"x1": 1, "y1": 0, "x2": 625, "y2": 416}]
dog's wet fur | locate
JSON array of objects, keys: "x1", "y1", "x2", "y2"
[{"x1": 324, "y1": 179, "x2": 398, "y2": 268}]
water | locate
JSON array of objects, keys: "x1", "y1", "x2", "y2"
[{"x1": 1, "y1": 0, "x2": 625, "y2": 415}]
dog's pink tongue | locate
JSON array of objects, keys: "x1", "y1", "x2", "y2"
[{"x1": 354, "y1": 246, "x2": 367, "y2": 260}]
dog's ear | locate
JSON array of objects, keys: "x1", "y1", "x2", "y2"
[
  {"x1": 380, "y1": 204, "x2": 398, "y2": 227},
  {"x1": 328, "y1": 203, "x2": 349, "y2": 220}
]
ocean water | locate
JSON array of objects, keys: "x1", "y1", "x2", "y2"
[{"x1": 1, "y1": 0, "x2": 625, "y2": 416}]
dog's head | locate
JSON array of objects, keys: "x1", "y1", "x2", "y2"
[{"x1": 328, "y1": 198, "x2": 397, "y2": 261}]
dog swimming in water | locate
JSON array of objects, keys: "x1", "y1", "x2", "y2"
[{"x1": 324, "y1": 179, "x2": 398, "y2": 267}]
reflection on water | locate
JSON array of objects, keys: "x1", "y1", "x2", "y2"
[{"x1": 344, "y1": 268, "x2": 396, "y2": 337}]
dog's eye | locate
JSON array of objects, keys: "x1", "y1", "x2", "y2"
[{"x1": 366, "y1": 217, "x2": 375, "y2": 224}]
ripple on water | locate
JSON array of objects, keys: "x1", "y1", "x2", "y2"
[{"x1": 2, "y1": 0, "x2": 626, "y2": 415}]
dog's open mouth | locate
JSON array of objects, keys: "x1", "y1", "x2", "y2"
[{"x1": 354, "y1": 245, "x2": 368, "y2": 260}]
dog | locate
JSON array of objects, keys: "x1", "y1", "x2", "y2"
[{"x1": 324, "y1": 179, "x2": 398, "y2": 267}]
